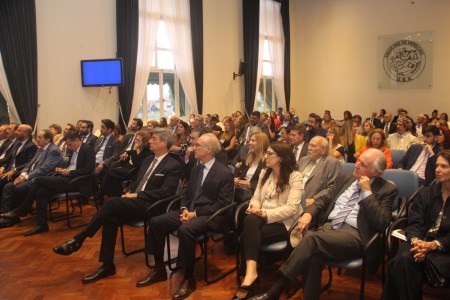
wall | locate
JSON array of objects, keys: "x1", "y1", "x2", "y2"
[
  {"x1": 291, "y1": 0, "x2": 450, "y2": 121},
  {"x1": 36, "y1": 0, "x2": 118, "y2": 130}
]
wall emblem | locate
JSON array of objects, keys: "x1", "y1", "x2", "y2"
[{"x1": 383, "y1": 40, "x2": 426, "y2": 83}]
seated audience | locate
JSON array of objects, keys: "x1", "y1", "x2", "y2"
[
  {"x1": 357, "y1": 129, "x2": 393, "y2": 169},
  {"x1": 361, "y1": 120, "x2": 375, "y2": 141},
  {"x1": 304, "y1": 113, "x2": 327, "y2": 143},
  {"x1": 326, "y1": 126, "x2": 345, "y2": 164},
  {"x1": 235, "y1": 116, "x2": 247, "y2": 143},
  {"x1": 269, "y1": 111, "x2": 280, "y2": 130},
  {"x1": 49, "y1": 123, "x2": 63, "y2": 145},
  {"x1": 147, "y1": 120, "x2": 160, "y2": 136},
  {"x1": 265, "y1": 116, "x2": 276, "y2": 140},
  {"x1": 233, "y1": 142, "x2": 303, "y2": 300},
  {"x1": 251, "y1": 149, "x2": 397, "y2": 300},
  {"x1": 79, "y1": 120, "x2": 98, "y2": 148},
  {"x1": 159, "y1": 117, "x2": 169, "y2": 128},
  {"x1": 234, "y1": 132, "x2": 269, "y2": 190},
  {"x1": 277, "y1": 125, "x2": 290, "y2": 143},
  {"x1": 113, "y1": 124, "x2": 124, "y2": 144},
  {"x1": 382, "y1": 150, "x2": 450, "y2": 300},
  {"x1": 340, "y1": 120, "x2": 365, "y2": 163},
  {"x1": 94, "y1": 119, "x2": 122, "y2": 176},
  {"x1": 171, "y1": 120, "x2": 190, "y2": 159},
  {"x1": 321, "y1": 110, "x2": 333, "y2": 129},
  {"x1": 219, "y1": 119, "x2": 237, "y2": 160},
  {"x1": 52, "y1": 128, "x2": 181, "y2": 283},
  {"x1": 398, "y1": 125, "x2": 441, "y2": 186},
  {"x1": 438, "y1": 127, "x2": 450, "y2": 150},
  {"x1": 121, "y1": 118, "x2": 144, "y2": 152},
  {"x1": 388, "y1": 117, "x2": 418, "y2": 150},
  {"x1": 290, "y1": 125, "x2": 308, "y2": 165},
  {"x1": 382, "y1": 113, "x2": 397, "y2": 136},
  {"x1": 136, "y1": 133, "x2": 233, "y2": 299},
  {"x1": 0, "y1": 123, "x2": 17, "y2": 160},
  {"x1": 242, "y1": 111, "x2": 270, "y2": 142}
]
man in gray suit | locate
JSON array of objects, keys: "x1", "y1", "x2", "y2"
[
  {"x1": 297, "y1": 136, "x2": 341, "y2": 208},
  {"x1": 250, "y1": 149, "x2": 398, "y2": 300},
  {"x1": 93, "y1": 119, "x2": 122, "y2": 175},
  {"x1": 241, "y1": 111, "x2": 270, "y2": 142},
  {"x1": 290, "y1": 125, "x2": 308, "y2": 166},
  {"x1": 0, "y1": 129, "x2": 63, "y2": 226}
]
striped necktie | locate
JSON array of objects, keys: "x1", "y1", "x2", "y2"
[
  {"x1": 135, "y1": 158, "x2": 158, "y2": 192},
  {"x1": 331, "y1": 188, "x2": 360, "y2": 229}
]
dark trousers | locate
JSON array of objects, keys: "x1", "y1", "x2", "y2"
[
  {"x1": 382, "y1": 242, "x2": 424, "y2": 300},
  {"x1": 0, "y1": 180, "x2": 33, "y2": 212},
  {"x1": 75, "y1": 196, "x2": 151, "y2": 264},
  {"x1": 148, "y1": 210, "x2": 226, "y2": 269},
  {"x1": 279, "y1": 223, "x2": 362, "y2": 300},
  {"x1": 240, "y1": 214, "x2": 287, "y2": 263}
]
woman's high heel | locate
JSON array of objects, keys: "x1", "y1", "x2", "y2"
[{"x1": 231, "y1": 277, "x2": 259, "y2": 300}]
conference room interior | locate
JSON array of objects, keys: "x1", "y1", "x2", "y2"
[{"x1": 1, "y1": 0, "x2": 449, "y2": 299}]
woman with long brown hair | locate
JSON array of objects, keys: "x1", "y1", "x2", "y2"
[
  {"x1": 356, "y1": 128, "x2": 393, "y2": 168},
  {"x1": 220, "y1": 120, "x2": 237, "y2": 159}
]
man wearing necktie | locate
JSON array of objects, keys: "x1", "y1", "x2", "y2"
[
  {"x1": 250, "y1": 148, "x2": 397, "y2": 300},
  {"x1": 79, "y1": 120, "x2": 98, "y2": 148},
  {"x1": 52, "y1": 128, "x2": 180, "y2": 284},
  {"x1": 137, "y1": 133, "x2": 234, "y2": 299},
  {"x1": 0, "y1": 129, "x2": 63, "y2": 228},
  {"x1": 93, "y1": 119, "x2": 122, "y2": 176}
]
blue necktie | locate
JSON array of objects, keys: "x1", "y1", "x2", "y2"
[{"x1": 331, "y1": 188, "x2": 360, "y2": 229}]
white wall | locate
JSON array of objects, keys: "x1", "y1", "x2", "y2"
[
  {"x1": 36, "y1": 0, "x2": 118, "y2": 130},
  {"x1": 291, "y1": 0, "x2": 450, "y2": 121}
]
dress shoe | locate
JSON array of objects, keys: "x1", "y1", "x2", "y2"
[
  {"x1": 248, "y1": 293, "x2": 274, "y2": 300},
  {"x1": 232, "y1": 277, "x2": 259, "y2": 300},
  {"x1": 82, "y1": 265, "x2": 116, "y2": 283},
  {"x1": 0, "y1": 216, "x2": 20, "y2": 228},
  {"x1": 24, "y1": 224, "x2": 49, "y2": 236},
  {"x1": 136, "y1": 267, "x2": 167, "y2": 287},
  {"x1": 172, "y1": 278, "x2": 196, "y2": 300},
  {"x1": 53, "y1": 238, "x2": 82, "y2": 256}
]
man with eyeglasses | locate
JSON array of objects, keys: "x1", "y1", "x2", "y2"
[
  {"x1": 387, "y1": 116, "x2": 418, "y2": 150},
  {"x1": 398, "y1": 125, "x2": 441, "y2": 186}
]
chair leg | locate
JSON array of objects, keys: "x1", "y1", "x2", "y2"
[
  {"x1": 321, "y1": 266, "x2": 333, "y2": 292},
  {"x1": 119, "y1": 225, "x2": 144, "y2": 256},
  {"x1": 359, "y1": 263, "x2": 367, "y2": 300}
]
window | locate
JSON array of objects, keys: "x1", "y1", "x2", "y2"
[
  {"x1": 255, "y1": 37, "x2": 278, "y2": 112},
  {"x1": 136, "y1": 20, "x2": 186, "y2": 121}
]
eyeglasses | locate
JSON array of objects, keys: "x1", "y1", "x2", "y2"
[{"x1": 265, "y1": 150, "x2": 277, "y2": 157}]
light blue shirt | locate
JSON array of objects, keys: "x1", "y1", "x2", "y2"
[{"x1": 328, "y1": 179, "x2": 373, "y2": 228}]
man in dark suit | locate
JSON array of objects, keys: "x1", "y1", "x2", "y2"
[
  {"x1": 250, "y1": 149, "x2": 397, "y2": 300},
  {"x1": 121, "y1": 118, "x2": 143, "y2": 152},
  {"x1": 298, "y1": 136, "x2": 341, "y2": 208},
  {"x1": 369, "y1": 111, "x2": 383, "y2": 129},
  {"x1": 0, "y1": 129, "x2": 63, "y2": 220},
  {"x1": 290, "y1": 125, "x2": 308, "y2": 166},
  {"x1": 93, "y1": 119, "x2": 122, "y2": 175},
  {"x1": 52, "y1": 128, "x2": 180, "y2": 283},
  {"x1": 79, "y1": 120, "x2": 98, "y2": 148},
  {"x1": 304, "y1": 113, "x2": 327, "y2": 143},
  {"x1": 0, "y1": 123, "x2": 18, "y2": 160},
  {"x1": 0, "y1": 124, "x2": 37, "y2": 192},
  {"x1": 136, "y1": 133, "x2": 234, "y2": 300},
  {"x1": 382, "y1": 113, "x2": 397, "y2": 136},
  {"x1": 242, "y1": 111, "x2": 270, "y2": 142},
  {"x1": 398, "y1": 125, "x2": 441, "y2": 186},
  {"x1": 0, "y1": 131, "x2": 94, "y2": 235}
]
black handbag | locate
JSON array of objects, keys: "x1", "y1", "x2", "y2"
[{"x1": 424, "y1": 251, "x2": 450, "y2": 288}]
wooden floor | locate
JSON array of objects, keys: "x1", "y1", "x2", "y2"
[{"x1": 0, "y1": 203, "x2": 444, "y2": 300}]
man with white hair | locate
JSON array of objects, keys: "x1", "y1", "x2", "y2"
[
  {"x1": 250, "y1": 148, "x2": 398, "y2": 300},
  {"x1": 388, "y1": 116, "x2": 418, "y2": 150}
]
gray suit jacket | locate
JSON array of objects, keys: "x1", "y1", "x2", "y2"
[
  {"x1": 298, "y1": 154, "x2": 341, "y2": 200},
  {"x1": 23, "y1": 143, "x2": 63, "y2": 181}
]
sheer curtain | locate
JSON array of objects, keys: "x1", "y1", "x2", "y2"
[
  {"x1": 163, "y1": 0, "x2": 198, "y2": 114},
  {"x1": 129, "y1": 0, "x2": 160, "y2": 125},
  {"x1": 0, "y1": 53, "x2": 20, "y2": 123},
  {"x1": 259, "y1": 0, "x2": 286, "y2": 110}
]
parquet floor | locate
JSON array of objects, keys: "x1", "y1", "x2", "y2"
[{"x1": 0, "y1": 203, "x2": 444, "y2": 300}]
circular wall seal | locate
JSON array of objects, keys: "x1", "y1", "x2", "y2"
[{"x1": 383, "y1": 40, "x2": 426, "y2": 82}]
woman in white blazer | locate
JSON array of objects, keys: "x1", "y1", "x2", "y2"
[{"x1": 232, "y1": 142, "x2": 303, "y2": 300}]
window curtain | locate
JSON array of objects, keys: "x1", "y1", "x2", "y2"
[
  {"x1": 260, "y1": 0, "x2": 286, "y2": 111},
  {"x1": 116, "y1": 0, "x2": 139, "y2": 132},
  {"x1": 243, "y1": 0, "x2": 260, "y2": 117},
  {"x1": 280, "y1": 0, "x2": 290, "y2": 110},
  {"x1": 189, "y1": 0, "x2": 203, "y2": 114},
  {"x1": 163, "y1": 0, "x2": 199, "y2": 115},
  {"x1": 0, "y1": 0, "x2": 38, "y2": 127},
  {"x1": 129, "y1": 0, "x2": 160, "y2": 124},
  {"x1": 0, "y1": 53, "x2": 20, "y2": 123}
]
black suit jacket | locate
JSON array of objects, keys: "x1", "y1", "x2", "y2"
[
  {"x1": 184, "y1": 150, "x2": 228, "y2": 180},
  {"x1": 382, "y1": 122, "x2": 397, "y2": 135},
  {"x1": 94, "y1": 135, "x2": 122, "y2": 166},
  {"x1": 305, "y1": 173, "x2": 397, "y2": 273},
  {"x1": 181, "y1": 159, "x2": 234, "y2": 217},
  {"x1": 398, "y1": 143, "x2": 441, "y2": 186},
  {"x1": 370, "y1": 117, "x2": 383, "y2": 129},
  {"x1": 234, "y1": 160, "x2": 265, "y2": 190},
  {"x1": 128, "y1": 154, "x2": 181, "y2": 203},
  {"x1": 3, "y1": 138, "x2": 38, "y2": 173},
  {"x1": 83, "y1": 134, "x2": 98, "y2": 148},
  {"x1": 0, "y1": 139, "x2": 12, "y2": 158}
]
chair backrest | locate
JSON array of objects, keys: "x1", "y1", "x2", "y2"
[
  {"x1": 381, "y1": 169, "x2": 420, "y2": 212},
  {"x1": 227, "y1": 164, "x2": 235, "y2": 174},
  {"x1": 342, "y1": 163, "x2": 355, "y2": 174},
  {"x1": 390, "y1": 149, "x2": 406, "y2": 168}
]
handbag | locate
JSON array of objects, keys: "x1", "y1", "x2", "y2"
[{"x1": 424, "y1": 251, "x2": 450, "y2": 288}]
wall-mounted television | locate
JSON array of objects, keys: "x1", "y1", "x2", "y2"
[{"x1": 81, "y1": 58, "x2": 123, "y2": 87}]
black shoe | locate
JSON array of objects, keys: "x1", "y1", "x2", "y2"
[
  {"x1": 232, "y1": 277, "x2": 258, "y2": 300},
  {"x1": 82, "y1": 265, "x2": 116, "y2": 283},
  {"x1": 172, "y1": 278, "x2": 196, "y2": 300},
  {"x1": 136, "y1": 267, "x2": 168, "y2": 288},
  {"x1": 0, "y1": 211, "x2": 19, "y2": 219},
  {"x1": 53, "y1": 238, "x2": 82, "y2": 256},
  {"x1": 24, "y1": 224, "x2": 49, "y2": 236},
  {"x1": 0, "y1": 216, "x2": 20, "y2": 228},
  {"x1": 248, "y1": 293, "x2": 274, "y2": 300}
]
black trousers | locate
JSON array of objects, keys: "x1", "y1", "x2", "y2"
[
  {"x1": 75, "y1": 196, "x2": 151, "y2": 264},
  {"x1": 0, "y1": 180, "x2": 33, "y2": 212},
  {"x1": 382, "y1": 242, "x2": 424, "y2": 300},
  {"x1": 148, "y1": 210, "x2": 226, "y2": 269},
  {"x1": 240, "y1": 214, "x2": 287, "y2": 262},
  {"x1": 279, "y1": 223, "x2": 362, "y2": 300}
]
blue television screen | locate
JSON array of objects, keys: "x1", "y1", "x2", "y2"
[{"x1": 81, "y1": 58, "x2": 123, "y2": 87}]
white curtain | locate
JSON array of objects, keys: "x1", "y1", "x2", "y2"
[
  {"x1": 163, "y1": 0, "x2": 198, "y2": 115},
  {"x1": 129, "y1": 0, "x2": 160, "y2": 125},
  {"x1": 259, "y1": 0, "x2": 286, "y2": 110},
  {"x1": 0, "y1": 53, "x2": 21, "y2": 123}
]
